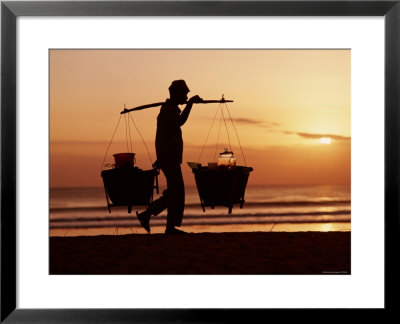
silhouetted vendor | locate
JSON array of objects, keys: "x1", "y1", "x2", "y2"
[{"x1": 137, "y1": 80, "x2": 202, "y2": 234}]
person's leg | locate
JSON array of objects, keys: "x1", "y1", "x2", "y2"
[
  {"x1": 163, "y1": 164, "x2": 185, "y2": 230},
  {"x1": 146, "y1": 189, "x2": 168, "y2": 216},
  {"x1": 136, "y1": 190, "x2": 168, "y2": 233},
  {"x1": 137, "y1": 165, "x2": 185, "y2": 234}
]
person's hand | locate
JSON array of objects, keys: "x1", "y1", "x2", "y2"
[
  {"x1": 188, "y1": 95, "x2": 203, "y2": 104},
  {"x1": 152, "y1": 160, "x2": 160, "y2": 170}
]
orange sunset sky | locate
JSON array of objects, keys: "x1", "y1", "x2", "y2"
[{"x1": 50, "y1": 49, "x2": 350, "y2": 188}]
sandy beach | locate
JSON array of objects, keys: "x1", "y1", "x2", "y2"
[{"x1": 50, "y1": 231, "x2": 350, "y2": 275}]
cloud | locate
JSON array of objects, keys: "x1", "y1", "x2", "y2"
[
  {"x1": 207, "y1": 116, "x2": 281, "y2": 128},
  {"x1": 284, "y1": 131, "x2": 351, "y2": 141},
  {"x1": 230, "y1": 118, "x2": 263, "y2": 125}
]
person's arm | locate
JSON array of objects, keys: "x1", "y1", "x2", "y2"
[{"x1": 178, "y1": 95, "x2": 202, "y2": 126}]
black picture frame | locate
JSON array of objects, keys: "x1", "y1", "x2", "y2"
[{"x1": 1, "y1": 0, "x2": 399, "y2": 322}]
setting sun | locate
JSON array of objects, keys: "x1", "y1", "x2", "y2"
[{"x1": 320, "y1": 137, "x2": 332, "y2": 144}]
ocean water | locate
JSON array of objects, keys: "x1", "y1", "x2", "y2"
[{"x1": 50, "y1": 184, "x2": 351, "y2": 236}]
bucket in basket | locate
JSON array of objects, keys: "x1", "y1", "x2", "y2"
[{"x1": 113, "y1": 153, "x2": 136, "y2": 168}]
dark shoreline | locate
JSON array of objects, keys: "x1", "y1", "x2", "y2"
[{"x1": 50, "y1": 231, "x2": 350, "y2": 275}]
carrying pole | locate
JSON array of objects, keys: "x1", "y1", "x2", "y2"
[{"x1": 120, "y1": 98, "x2": 233, "y2": 114}]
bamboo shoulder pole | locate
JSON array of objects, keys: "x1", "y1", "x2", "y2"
[{"x1": 120, "y1": 99, "x2": 233, "y2": 114}]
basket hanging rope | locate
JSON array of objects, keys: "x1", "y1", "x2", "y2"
[
  {"x1": 189, "y1": 97, "x2": 253, "y2": 214},
  {"x1": 100, "y1": 107, "x2": 159, "y2": 214},
  {"x1": 196, "y1": 98, "x2": 247, "y2": 167}
]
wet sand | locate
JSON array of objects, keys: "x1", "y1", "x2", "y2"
[
  {"x1": 50, "y1": 222, "x2": 351, "y2": 237},
  {"x1": 50, "y1": 231, "x2": 350, "y2": 275}
]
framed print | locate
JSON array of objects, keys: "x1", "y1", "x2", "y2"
[{"x1": 1, "y1": 0, "x2": 399, "y2": 322}]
